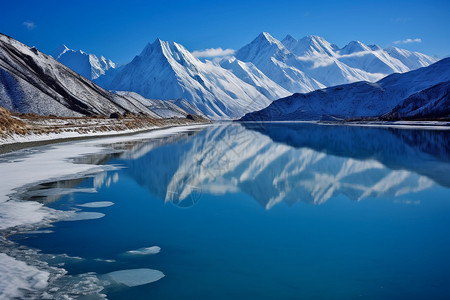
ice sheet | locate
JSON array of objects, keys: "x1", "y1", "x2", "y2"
[
  {"x1": 77, "y1": 201, "x2": 114, "y2": 208},
  {"x1": 126, "y1": 246, "x2": 161, "y2": 255},
  {"x1": 63, "y1": 212, "x2": 105, "y2": 221},
  {"x1": 105, "y1": 268, "x2": 165, "y2": 287},
  {"x1": 0, "y1": 253, "x2": 49, "y2": 300}
]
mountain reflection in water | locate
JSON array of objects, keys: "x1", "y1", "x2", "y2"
[{"x1": 89, "y1": 123, "x2": 450, "y2": 209}]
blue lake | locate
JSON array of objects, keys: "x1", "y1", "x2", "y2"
[{"x1": 13, "y1": 123, "x2": 450, "y2": 299}]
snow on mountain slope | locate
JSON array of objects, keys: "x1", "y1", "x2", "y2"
[
  {"x1": 218, "y1": 57, "x2": 291, "y2": 100},
  {"x1": 237, "y1": 32, "x2": 437, "y2": 92},
  {"x1": 382, "y1": 81, "x2": 450, "y2": 120},
  {"x1": 235, "y1": 32, "x2": 325, "y2": 93},
  {"x1": 99, "y1": 39, "x2": 272, "y2": 120},
  {"x1": 237, "y1": 33, "x2": 378, "y2": 89},
  {"x1": 0, "y1": 33, "x2": 195, "y2": 118},
  {"x1": 385, "y1": 46, "x2": 437, "y2": 70},
  {"x1": 53, "y1": 45, "x2": 116, "y2": 80},
  {"x1": 92, "y1": 32, "x2": 437, "y2": 120},
  {"x1": 283, "y1": 35, "x2": 339, "y2": 57},
  {"x1": 240, "y1": 58, "x2": 450, "y2": 121},
  {"x1": 337, "y1": 41, "x2": 411, "y2": 74},
  {"x1": 115, "y1": 91, "x2": 206, "y2": 119}
]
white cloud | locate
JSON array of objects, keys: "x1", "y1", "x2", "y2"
[
  {"x1": 393, "y1": 38, "x2": 422, "y2": 45},
  {"x1": 192, "y1": 47, "x2": 235, "y2": 58},
  {"x1": 23, "y1": 21, "x2": 36, "y2": 30}
]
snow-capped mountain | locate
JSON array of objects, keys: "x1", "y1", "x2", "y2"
[
  {"x1": 97, "y1": 39, "x2": 273, "y2": 120},
  {"x1": 240, "y1": 58, "x2": 450, "y2": 121},
  {"x1": 114, "y1": 91, "x2": 207, "y2": 119},
  {"x1": 282, "y1": 34, "x2": 339, "y2": 57},
  {"x1": 236, "y1": 32, "x2": 437, "y2": 90},
  {"x1": 385, "y1": 46, "x2": 437, "y2": 70},
  {"x1": 48, "y1": 32, "x2": 438, "y2": 120},
  {"x1": 218, "y1": 57, "x2": 291, "y2": 100},
  {"x1": 235, "y1": 32, "x2": 325, "y2": 93},
  {"x1": 53, "y1": 45, "x2": 116, "y2": 80},
  {"x1": 0, "y1": 34, "x2": 204, "y2": 118}
]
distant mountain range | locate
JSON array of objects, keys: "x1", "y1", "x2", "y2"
[
  {"x1": 0, "y1": 32, "x2": 445, "y2": 121},
  {"x1": 0, "y1": 33, "x2": 204, "y2": 119},
  {"x1": 52, "y1": 32, "x2": 437, "y2": 120},
  {"x1": 240, "y1": 58, "x2": 450, "y2": 121}
]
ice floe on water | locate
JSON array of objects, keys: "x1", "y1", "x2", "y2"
[
  {"x1": 94, "y1": 258, "x2": 116, "y2": 263},
  {"x1": 25, "y1": 230, "x2": 54, "y2": 234},
  {"x1": 77, "y1": 201, "x2": 115, "y2": 208},
  {"x1": 63, "y1": 212, "x2": 105, "y2": 221},
  {"x1": 104, "y1": 268, "x2": 165, "y2": 287},
  {"x1": 126, "y1": 246, "x2": 161, "y2": 255}
]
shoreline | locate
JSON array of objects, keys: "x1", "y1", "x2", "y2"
[
  {"x1": 0, "y1": 121, "x2": 210, "y2": 155},
  {"x1": 3, "y1": 119, "x2": 449, "y2": 155},
  {"x1": 236, "y1": 120, "x2": 450, "y2": 130}
]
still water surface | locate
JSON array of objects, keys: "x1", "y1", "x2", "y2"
[{"x1": 15, "y1": 123, "x2": 450, "y2": 299}]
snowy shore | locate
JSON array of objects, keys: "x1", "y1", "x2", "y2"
[{"x1": 0, "y1": 110, "x2": 210, "y2": 154}]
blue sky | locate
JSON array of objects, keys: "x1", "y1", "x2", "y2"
[{"x1": 2, "y1": 0, "x2": 449, "y2": 64}]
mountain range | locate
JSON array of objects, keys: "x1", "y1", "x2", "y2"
[
  {"x1": 0, "y1": 33, "x2": 203, "y2": 119},
  {"x1": 240, "y1": 58, "x2": 450, "y2": 121},
  {"x1": 65, "y1": 32, "x2": 436, "y2": 120},
  {"x1": 0, "y1": 32, "x2": 444, "y2": 121}
]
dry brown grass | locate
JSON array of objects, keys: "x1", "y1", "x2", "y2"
[
  {"x1": 1, "y1": 106, "x2": 210, "y2": 140},
  {"x1": 0, "y1": 106, "x2": 29, "y2": 137}
]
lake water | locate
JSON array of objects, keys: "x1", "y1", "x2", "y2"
[{"x1": 7, "y1": 123, "x2": 450, "y2": 299}]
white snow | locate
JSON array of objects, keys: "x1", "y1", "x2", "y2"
[
  {"x1": 96, "y1": 32, "x2": 435, "y2": 120},
  {"x1": 0, "y1": 253, "x2": 49, "y2": 300},
  {"x1": 77, "y1": 201, "x2": 114, "y2": 208},
  {"x1": 105, "y1": 269, "x2": 165, "y2": 287},
  {"x1": 241, "y1": 58, "x2": 450, "y2": 121},
  {"x1": 0, "y1": 33, "x2": 205, "y2": 118},
  {"x1": 53, "y1": 45, "x2": 116, "y2": 80},
  {"x1": 98, "y1": 39, "x2": 272, "y2": 120},
  {"x1": 126, "y1": 246, "x2": 161, "y2": 255}
]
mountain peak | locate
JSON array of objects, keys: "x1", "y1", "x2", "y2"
[
  {"x1": 292, "y1": 35, "x2": 336, "y2": 57},
  {"x1": 283, "y1": 34, "x2": 296, "y2": 41},
  {"x1": 255, "y1": 32, "x2": 281, "y2": 45},
  {"x1": 235, "y1": 32, "x2": 288, "y2": 63},
  {"x1": 140, "y1": 38, "x2": 168, "y2": 56},
  {"x1": 339, "y1": 40, "x2": 371, "y2": 55},
  {"x1": 52, "y1": 44, "x2": 70, "y2": 59},
  {"x1": 281, "y1": 34, "x2": 298, "y2": 50},
  {"x1": 368, "y1": 44, "x2": 382, "y2": 51}
]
